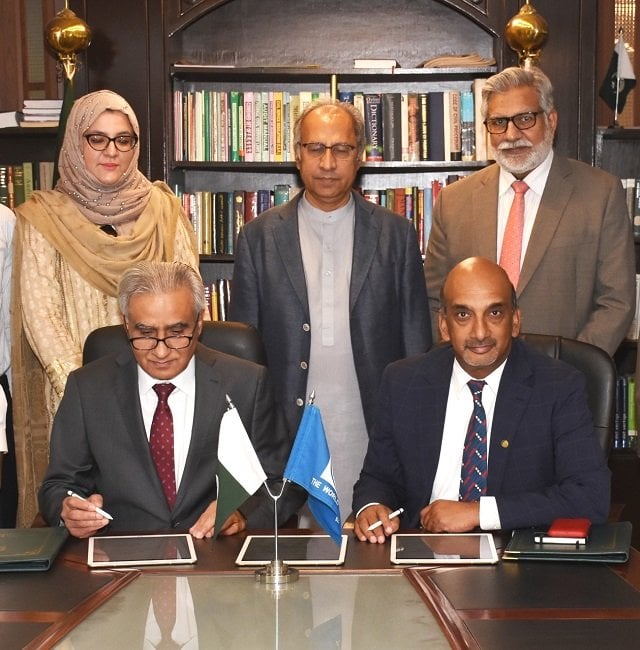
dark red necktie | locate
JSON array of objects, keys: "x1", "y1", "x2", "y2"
[{"x1": 150, "y1": 383, "x2": 177, "y2": 509}]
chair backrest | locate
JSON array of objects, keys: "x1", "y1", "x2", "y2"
[
  {"x1": 519, "y1": 333, "x2": 616, "y2": 455},
  {"x1": 82, "y1": 321, "x2": 267, "y2": 366}
]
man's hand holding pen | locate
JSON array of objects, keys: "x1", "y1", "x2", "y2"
[
  {"x1": 354, "y1": 505, "x2": 403, "y2": 544},
  {"x1": 62, "y1": 490, "x2": 112, "y2": 539}
]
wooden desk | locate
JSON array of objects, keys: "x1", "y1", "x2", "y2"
[{"x1": 3, "y1": 531, "x2": 640, "y2": 649}]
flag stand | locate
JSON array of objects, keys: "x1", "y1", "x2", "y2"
[{"x1": 256, "y1": 480, "x2": 299, "y2": 584}]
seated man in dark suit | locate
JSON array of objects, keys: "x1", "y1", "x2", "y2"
[
  {"x1": 39, "y1": 260, "x2": 296, "y2": 539},
  {"x1": 353, "y1": 257, "x2": 610, "y2": 543}
]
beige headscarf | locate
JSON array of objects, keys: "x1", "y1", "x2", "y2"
[{"x1": 56, "y1": 89, "x2": 152, "y2": 226}]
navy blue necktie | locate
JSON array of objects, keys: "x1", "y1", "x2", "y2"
[{"x1": 459, "y1": 380, "x2": 488, "y2": 501}]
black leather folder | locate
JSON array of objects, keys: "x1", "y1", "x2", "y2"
[{"x1": 502, "y1": 521, "x2": 632, "y2": 563}]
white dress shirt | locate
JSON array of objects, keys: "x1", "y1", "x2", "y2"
[
  {"x1": 430, "y1": 359, "x2": 507, "y2": 529},
  {"x1": 497, "y1": 149, "x2": 554, "y2": 267}
]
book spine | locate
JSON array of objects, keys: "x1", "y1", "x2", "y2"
[
  {"x1": 225, "y1": 192, "x2": 235, "y2": 253},
  {"x1": 257, "y1": 188, "x2": 272, "y2": 215},
  {"x1": 268, "y1": 91, "x2": 275, "y2": 161},
  {"x1": 460, "y1": 90, "x2": 475, "y2": 162},
  {"x1": 243, "y1": 91, "x2": 253, "y2": 162},
  {"x1": 215, "y1": 192, "x2": 226, "y2": 254},
  {"x1": 22, "y1": 161, "x2": 34, "y2": 202},
  {"x1": 232, "y1": 190, "x2": 244, "y2": 253},
  {"x1": 244, "y1": 190, "x2": 258, "y2": 223},
  {"x1": 261, "y1": 91, "x2": 269, "y2": 162},
  {"x1": 400, "y1": 93, "x2": 409, "y2": 162},
  {"x1": 273, "y1": 183, "x2": 290, "y2": 206},
  {"x1": 382, "y1": 93, "x2": 402, "y2": 162},
  {"x1": 448, "y1": 90, "x2": 462, "y2": 162},
  {"x1": 364, "y1": 94, "x2": 383, "y2": 162},
  {"x1": 229, "y1": 90, "x2": 241, "y2": 162},
  {"x1": 473, "y1": 78, "x2": 488, "y2": 161},
  {"x1": 253, "y1": 92, "x2": 262, "y2": 162},
  {"x1": 627, "y1": 375, "x2": 637, "y2": 450},
  {"x1": 274, "y1": 90, "x2": 284, "y2": 162},
  {"x1": 1, "y1": 165, "x2": 11, "y2": 207},
  {"x1": 427, "y1": 92, "x2": 445, "y2": 161},
  {"x1": 289, "y1": 94, "x2": 300, "y2": 161},
  {"x1": 419, "y1": 93, "x2": 428, "y2": 161},
  {"x1": 12, "y1": 164, "x2": 26, "y2": 206},
  {"x1": 407, "y1": 93, "x2": 420, "y2": 162}
]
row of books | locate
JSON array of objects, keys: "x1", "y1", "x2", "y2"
[
  {"x1": 614, "y1": 375, "x2": 637, "y2": 451},
  {"x1": 356, "y1": 84, "x2": 488, "y2": 163},
  {"x1": 180, "y1": 174, "x2": 464, "y2": 257},
  {"x1": 0, "y1": 162, "x2": 55, "y2": 209},
  {"x1": 620, "y1": 177, "x2": 640, "y2": 239},
  {"x1": 204, "y1": 279, "x2": 232, "y2": 322},
  {"x1": 173, "y1": 81, "x2": 489, "y2": 164},
  {"x1": 178, "y1": 184, "x2": 301, "y2": 255},
  {"x1": 626, "y1": 274, "x2": 640, "y2": 341},
  {"x1": 173, "y1": 89, "x2": 331, "y2": 163}
]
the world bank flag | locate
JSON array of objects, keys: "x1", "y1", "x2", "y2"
[{"x1": 283, "y1": 402, "x2": 342, "y2": 545}]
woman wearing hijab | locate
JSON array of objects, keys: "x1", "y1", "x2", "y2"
[{"x1": 12, "y1": 90, "x2": 199, "y2": 525}]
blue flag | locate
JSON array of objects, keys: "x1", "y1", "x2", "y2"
[{"x1": 283, "y1": 403, "x2": 342, "y2": 545}]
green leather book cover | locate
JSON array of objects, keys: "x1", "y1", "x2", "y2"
[
  {"x1": 0, "y1": 527, "x2": 68, "y2": 571},
  {"x1": 503, "y1": 521, "x2": 632, "y2": 563}
]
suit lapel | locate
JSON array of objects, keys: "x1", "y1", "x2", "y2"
[
  {"x1": 472, "y1": 166, "x2": 500, "y2": 260},
  {"x1": 518, "y1": 156, "x2": 572, "y2": 293},
  {"x1": 113, "y1": 352, "x2": 168, "y2": 505},
  {"x1": 487, "y1": 340, "x2": 534, "y2": 494},
  {"x1": 174, "y1": 347, "x2": 225, "y2": 511},
  {"x1": 412, "y1": 348, "x2": 454, "y2": 509},
  {"x1": 350, "y1": 193, "x2": 382, "y2": 310},
  {"x1": 272, "y1": 195, "x2": 309, "y2": 312}
]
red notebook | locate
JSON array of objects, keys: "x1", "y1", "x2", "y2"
[{"x1": 546, "y1": 518, "x2": 591, "y2": 538}]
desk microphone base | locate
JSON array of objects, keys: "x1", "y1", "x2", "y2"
[{"x1": 256, "y1": 559, "x2": 299, "y2": 584}]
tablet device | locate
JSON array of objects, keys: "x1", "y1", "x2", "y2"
[
  {"x1": 236, "y1": 534, "x2": 348, "y2": 566},
  {"x1": 390, "y1": 533, "x2": 499, "y2": 565},
  {"x1": 87, "y1": 533, "x2": 197, "y2": 567}
]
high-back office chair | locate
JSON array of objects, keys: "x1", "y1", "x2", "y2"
[
  {"x1": 519, "y1": 333, "x2": 616, "y2": 455},
  {"x1": 82, "y1": 320, "x2": 267, "y2": 366}
]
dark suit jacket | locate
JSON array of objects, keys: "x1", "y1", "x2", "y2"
[
  {"x1": 230, "y1": 190, "x2": 432, "y2": 435},
  {"x1": 352, "y1": 338, "x2": 611, "y2": 530},
  {"x1": 39, "y1": 344, "x2": 297, "y2": 531},
  {"x1": 424, "y1": 155, "x2": 635, "y2": 356}
]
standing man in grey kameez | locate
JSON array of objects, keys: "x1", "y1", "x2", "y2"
[{"x1": 230, "y1": 99, "x2": 432, "y2": 522}]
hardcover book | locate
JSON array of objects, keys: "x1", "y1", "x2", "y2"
[
  {"x1": 364, "y1": 94, "x2": 383, "y2": 161},
  {"x1": 382, "y1": 93, "x2": 402, "y2": 162},
  {"x1": 0, "y1": 527, "x2": 68, "y2": 571},
  {"x1": 427, "y1": 92, "x2": 445, "y2": 161}
]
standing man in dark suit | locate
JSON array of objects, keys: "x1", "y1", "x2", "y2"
[
  {"x1": 354, "y1": 257, "x2": 610, "y2": 542},
  {"x1": 425, "y1": 66, "x2": 635, "y2": 357},
  {"x1": 230, "y1": 99, "x2": 431, "y2": 520},
  {"x1": 39, "y1": 261, "x2": 294, "y2": 538}
]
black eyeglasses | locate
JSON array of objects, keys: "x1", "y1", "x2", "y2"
[
  {"x1": 483, "y1": 111, "x2": 545, "y2": 134},
  {"x1": 128, "y1": 335, "x2": 194, "y2": 351},
  {"x1": 299, "y1": 142, "x2": 357, "y2": 160},
  {"x1": 84, "y1": 132, "x2": 139, "y2": 152}
]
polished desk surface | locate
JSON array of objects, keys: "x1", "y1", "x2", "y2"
[{"x1": 2, "y1": 530, "x2": 640, "y2": 649}]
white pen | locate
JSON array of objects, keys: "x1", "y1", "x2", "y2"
[
  {"x1": 367, "y1": 507, "x2": 404, "y2": 531},
  {"x1": 67, "y1": 490, "x2": 113, "y2": 521}
]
